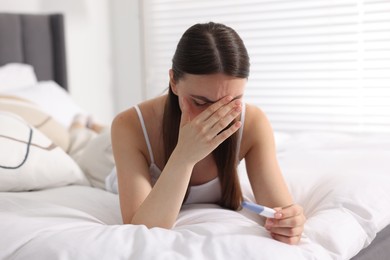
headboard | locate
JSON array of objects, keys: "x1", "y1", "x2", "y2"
[{"x1": 0, "y1": 13, "x2": 68, "y2": 91}]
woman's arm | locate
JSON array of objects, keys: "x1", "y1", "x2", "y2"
[
  {"x1": 112, "y1": 96, "x2": 242, "y2": 228},
  {"x1": 243, "y1": 105, "x2": 305, "y2": 244},
  {"x1": 112, "y1": 108, "x2": 192, "y2": 228},
  {"x1": 244, "y1": 105, "x2": 292, "y2": 207}
]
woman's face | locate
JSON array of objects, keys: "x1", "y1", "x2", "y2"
[{"x1": 170, "y1": 71, "x2": 247, "y2": 118}]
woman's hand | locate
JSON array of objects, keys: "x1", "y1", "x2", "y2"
[
  {"x1": 264, "y1": 204, "x2": 306, "y2": 245},
  {"x1": 174, "y1": 95, "x2": 242, "y2": 165}
]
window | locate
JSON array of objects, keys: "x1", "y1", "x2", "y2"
[{"x1": 142, "y1": 0, "x2": 390, "y2": 133}]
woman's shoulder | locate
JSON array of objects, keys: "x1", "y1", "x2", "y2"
[
  {"x1": 137, "y1": 95, "x2": 167, "y2": 119},
  {"x1": 240, "y1": 103, "x2": 275, "y2": 157},
  {"x1": 111, "y1": 95, "x2": 166, "y2": 137},
  {"x1": 113, "y1": 95, "x2": 166, "y2": 121},
  {"x1": 244, "y1": 103, "x2": 269, "y2": 126},
  {"x1": 111, "y1": 107, "x2": 139, "y2": 144}
]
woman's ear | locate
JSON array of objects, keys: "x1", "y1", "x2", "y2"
[{"x1": 169, "y1": 69, "x2": 178, "y2": 95}]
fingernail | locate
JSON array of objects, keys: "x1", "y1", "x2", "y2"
[
  {"x1": 275, "y1": 212, "x2": 283, "y2": 219},
  {"x1": 267, "y1": 219, "x2": 274, "y2": 226},
  {"x1": 234, "y1": 99, "x2": 241, "y2": 105}
]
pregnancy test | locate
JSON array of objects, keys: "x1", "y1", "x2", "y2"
[{"x1": 242, "y1": 201, "x2": 276, "y2": 218}]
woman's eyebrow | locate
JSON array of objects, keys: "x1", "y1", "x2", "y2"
[{"x1": 190, "y1": 94, "x2": 243, "y2": 103}]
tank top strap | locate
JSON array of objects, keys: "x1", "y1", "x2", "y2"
[
  {"x1": 236, "y1": 102, "x2": 246, "y2": 161},
  {"x1": 134, "y1": 105, "x2": 155, "y2": 164}
]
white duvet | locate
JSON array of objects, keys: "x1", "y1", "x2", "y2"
[{"x1": 1, "y1": 132, "x2": 390, "y2": 260}]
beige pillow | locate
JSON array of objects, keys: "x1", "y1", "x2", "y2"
[{"x1": 0, "y1": 96, "x2": 70, "y2": 151}]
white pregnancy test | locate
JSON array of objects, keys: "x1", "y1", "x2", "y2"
[{"x1": 242, "y1": 201, "x2": 276, "y2": 218}]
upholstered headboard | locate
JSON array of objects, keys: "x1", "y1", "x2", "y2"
[{"x1": 0, "y1": 13, "x2": 68, "y2": 90}]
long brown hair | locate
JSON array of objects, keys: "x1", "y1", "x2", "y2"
[{"x1": 162, "y1": 22, "x2": 250, "y2": 210}]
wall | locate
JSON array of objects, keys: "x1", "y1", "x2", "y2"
[
  {"x1": 0, "y1": 0, "x2": 115, "y2": 125},
  {"x1": 110, "y1": 0, "x2": 144, "y2": 113}
]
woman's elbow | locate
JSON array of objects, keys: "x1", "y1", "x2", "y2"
[{"x1": 128, "y1": 215, "x2": 174, "y2": 229}]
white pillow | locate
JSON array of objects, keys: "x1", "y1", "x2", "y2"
[
  {"x1": 76, "y1": 130, "x2": 115, "y2": 189},
  {"x1": 0, "y1": 112, "x2": 89, "y2": 191},
  {"x1": 3, "y1": 80, "x2": 87, "y2": 128},
  {"x1": 0, "y1": 63, "x2": 37, "y2": 91}
]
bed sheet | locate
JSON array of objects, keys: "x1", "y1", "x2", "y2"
[
  {"x1": 0, "y1": 132, "x2": 389, "y2": 260},
  {"x1": 0, "y1": 185, "x2": 329, "y2": 260}
]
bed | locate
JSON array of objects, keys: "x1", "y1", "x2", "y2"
[{"x1": 0, "y1": 13, "x2": 390, "y2": 260}]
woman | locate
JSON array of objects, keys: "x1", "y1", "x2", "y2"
[{"x1": 109, "y1": 22, "x2": 305, "y2": 244}]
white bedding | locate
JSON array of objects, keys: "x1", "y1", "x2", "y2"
[{"x1": 1, "y1": 132, "x2": 390, "y2": 260}]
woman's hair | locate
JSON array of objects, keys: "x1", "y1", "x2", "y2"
[{"x1": 162, "y1": 22, "x2": 250, "y2": 210}]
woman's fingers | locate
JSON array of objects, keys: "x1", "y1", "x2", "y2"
[
  {"x1": 264, "y1": 204, "x2": 306, "y2": 245},
  {"x1": 194, "y1": 95, "x2": 233, "y2": 122},
  {"x1": 275, "y1": 204, "x2": 304, "y2": 219},
  {"x1": 266, "y1": 225, "x2": 304, "y2": 237},
  {"x1": 185, "y1": 95, "x2": 243, "y2": 139},
  {"x1": 278, "y1": 215, "x2": 305, "y2": 228},
  {"x1": 265, "y1": 215, "x2": 305, "y2": 229},
  {"x1": 192, "y1": 97, "x2": 242, "y2": 139},
  {"x1": 176, "y1": 95, "x2": 243, "y2": 164},
  {"x1": 205, "y1": 99, "x2": 242, "y2": 146},
  {"x1": 208, "y1": 103, "x2": 242, "y2": 138},
  {"x1": 270, "y1": 233, "x2": 301, "y2": 245},
  {"x1": 270, "y1": 204, "x2": 306, "y2": 228},
  {"x1": 205, "y1": 99, "x2": 241, "y2": 128},
  {"x1": 212, "y1": 120, "x2": 242, "y2": 147},
  {"x1": 179, "y1": 96, "x2": 191, "y2": 128}
]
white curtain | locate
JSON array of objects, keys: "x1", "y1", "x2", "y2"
[{"x1": 141, "y1": 0, "x2": 390, "y2": 133}]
